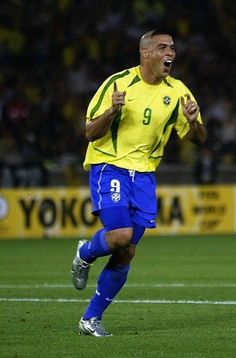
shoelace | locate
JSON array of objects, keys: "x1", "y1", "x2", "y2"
[
  {"x1": 80, "y1": 261, "x2": 90, "y2": 268},
  {"x1": 90, "y1": 318, "x2": 107, "y2": 335},
  {"x1": 75, "y1": 261, "x2": 90, "y2": 280}
]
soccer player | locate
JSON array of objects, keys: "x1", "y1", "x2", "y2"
[{"x1": 71, "y1": 29, "x2": 206, "y2": 337}]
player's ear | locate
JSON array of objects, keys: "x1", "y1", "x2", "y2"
[
  {"x1": 140, "y1": 48, "x2": 149, "y2": 59},
  {"x1": 145, "y1": 50, "x2": 152, "y2": 59}
]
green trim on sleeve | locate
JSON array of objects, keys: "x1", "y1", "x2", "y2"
[{"x1": 89, "y1": 70, "x2": 130, "y2": 118}]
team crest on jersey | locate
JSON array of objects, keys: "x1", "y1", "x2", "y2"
[
  {"x1": 163, "y1": 96, "x2": 171, "y2": 106},
  {"x1": 111, "y1": 193, "x2": 121, "y2": 202}
]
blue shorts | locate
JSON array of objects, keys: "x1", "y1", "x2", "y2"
[{"x1": 89, "y1": 163, "x2": 157, "y2": 228}]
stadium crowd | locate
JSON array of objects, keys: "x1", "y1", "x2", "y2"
[{"x1": 0, "y1": 0, "x2": 236, "y2": 186}]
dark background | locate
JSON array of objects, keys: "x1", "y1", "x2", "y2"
[{"x1": 0, "y1": 0, "x2": 235, "y2": 186}]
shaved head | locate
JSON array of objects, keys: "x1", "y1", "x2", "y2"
[{"x1": 139, "y1": 29, "x2": 172, "y2": 50}]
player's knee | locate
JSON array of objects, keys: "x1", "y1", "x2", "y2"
[
  {"x1": 123, "y1": 244, "x2": 136, "y2": 262},
  {"x1": 106, "y1": 227, "x2": 133, "y2": 250},
  {"x1": 111, "y1": 244, "x2": 136, "y2": 265}
]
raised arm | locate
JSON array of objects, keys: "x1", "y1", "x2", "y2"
[
  {"x1": 85, "y1": 82, "x2": 126, "y2": 142},
  {"x1": 180, "y1": 95, "x2": 206, "y2": 144}
]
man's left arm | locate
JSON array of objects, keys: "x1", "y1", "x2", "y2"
[
  {"x1": 185, "y1": 121, "x2": 206, "y2": 144},
  {"x1": 180, "y1": 94, "x2": 206, "y2": 144}
]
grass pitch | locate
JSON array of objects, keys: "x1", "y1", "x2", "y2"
[{"x1": 0, "y1": 235, "x2": 236, "y2": 358}]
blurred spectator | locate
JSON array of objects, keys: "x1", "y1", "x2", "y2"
[
  {"x1": 205, "y1": 116, "x2": 223, "y2": 154},
  {"x1": 221, "y1": 115, "x2": 236, "y2": 164},
  {"x1": 193, "y1": 145, "x2": 219, "y2": 184}
]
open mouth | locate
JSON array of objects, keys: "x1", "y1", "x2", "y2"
[{"x1": 164, "y1": 59, "x2": 172, "y2": 67}]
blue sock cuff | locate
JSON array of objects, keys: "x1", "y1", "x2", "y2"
[{"x1": 80, "y1": 228, "x2": 111, "y2": 262}]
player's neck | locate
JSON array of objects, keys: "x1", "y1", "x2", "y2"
[{"x1": 139, "y1": 65, "x2": 163, "y2": 85}]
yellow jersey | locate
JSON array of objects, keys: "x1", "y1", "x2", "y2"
[{"x1": 83, "y1": 66, "x2": 202, "y2": 172}]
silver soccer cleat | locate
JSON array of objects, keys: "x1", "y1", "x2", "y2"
[
  {"x1": 79, "y1": 317, "x2": 113, "y2": 337},
  {"x1": 71, "y1": 240, "x2": 91, "y2": 290}
]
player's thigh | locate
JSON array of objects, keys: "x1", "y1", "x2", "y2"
[
  {"x1": 131, "y1": 172, "x2": 157, "y2": 228},
  {"x1": 89, "y1": 164, "x2": 130, "y2": 214},
  {"x1": 99, "y1": 206, "x2": 133, "y2": 248}
]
